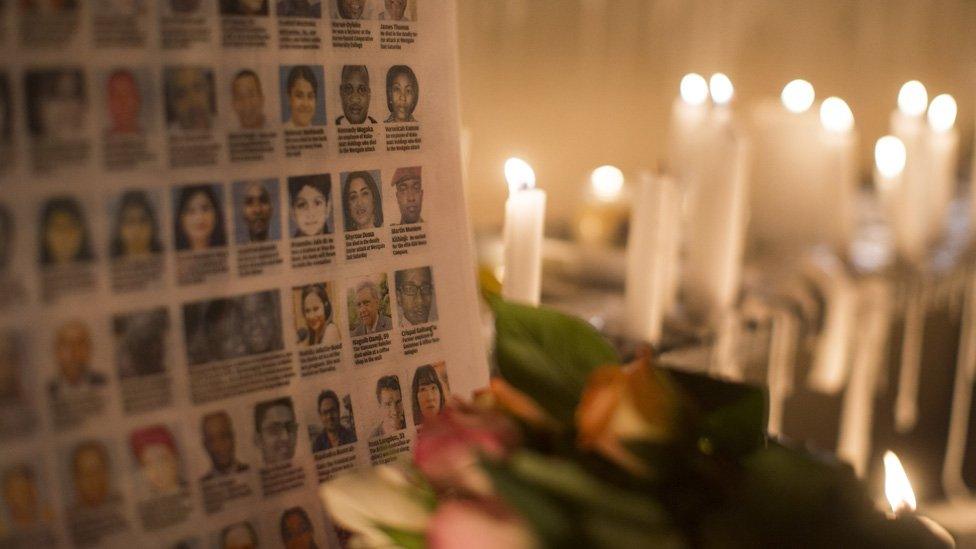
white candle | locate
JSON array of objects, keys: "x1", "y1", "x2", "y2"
[
  {"x1": 748, "y1": 81, "x2": 858, "y2": 255},
  {"x1": 668, "y1": 73, "x2": 710, "y2": 177},
  {"x1": 624, "y1": 173, "x2": 680, "y2": 344},
  {"x1": 874, "y1": 135, "x2": 915, "y2": 258},
  {"x1": 502, "y1": 157, "x2": 546, "y2": 306},
  {"x1": 925, "y1": 93, "x2": 959, "y2": 238}
]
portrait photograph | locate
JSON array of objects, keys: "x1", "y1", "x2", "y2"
[
  {"x1": 128, "y1": 424, "x2": 188, "y2": 499},
  {"x1": 0, "y1": 329, "x2": 37, "y2": 440},
  {"x1": 38, "y1": 195, "x2": 94, "y2": 266},
  {"x1": 103, "y1": 67, "x2": 154, "y2": 137},
  {"x1": 410, "y1": 363, "x2": 447, "y2": 426},
  {"x1": 252, "y1": 396, "x2": 298, "y2": 466},
  {"x1": 341, "y1": 170, "x2": 383, "y2": 232},
  {"x1": 61, "y1": 439, "x2": 122, "y2": 511},
  {"x1": 278, "y1": 506, "x2": 323, "y2": 549},
  {"x1": 335, "y1": 65, "x2": 376, "y2": 125},
  {"x1": 183, "y1": 289, "x2": 283, "y2": 365},
  {"x1": 228, "y1": 68, "x2": 269, "y2": 131},
  {"x1": 391, "y1": 166, "x2": 423, "y2": 225},
  {"x1": 306, "y1": 389, "x2": 356, "y2": 453},
  {"x1": 215, "y1": 520, "x2": 260, "y2": 549},
  {"x1": 232, "y1": 179, "x2": 281, "y2": 245},
  {"x1": 377, "y1": 0, "x2": 413, "y2": 21},
  {"x1": 394, "y1": 265, "x2": 436, "y2": 326},
  {"x1": 346, "y1": 273, "x2": 391, "y2": 336},
  {"x1": 0, "y1": 462, "x2": 54, "y2": 535},
  {"x1": 24, "y1": 68, "x2": 87, "y2": 140},
  {"x1": 163, "y1": 66, "x2": 216, "y2": 133},
  {"x1": 113, "y1": 308, "x2": 168, "y2": 379},
  {"x1": 367, "y1": 373, "x2": 404, "y2": 438},
  {"x1": 0, "y1": 204, "x2": 13, "y2": 273},
  {"x1": 172, "y1": 184, "x2": 227, "y2": 252},
  {"x1": 220, "y1": 0, "x2": 268, "y2": 16},
  {"x1": 162, "y1": 0, "x2": 204, "y2": 16},
  {"x1": 199, "y1": 409, "x2": 250, "y2": 481},
  {"x1": 46, "y1": 319, "x2": 106, "y2": 400},
  {"x1": 287, "y1": 174, "x2": 333, "y2": 238},
  {"x1": 276, "y1": 0, "x2": 320, "y2": 18},
  {"x1": 0, "y1": 73, "x2": 12, "y2": 147},
  {"x1": 279, "y1": 65, "x2": 326, "y2": 129},
  {"x1": 94, "y1": 0, "x2": 146, "y2": 16},
  {"x1": 331, "y1": 0, "x2": 369, "y2": 20},
  {"x1": 292, "y1": 282, "x2": 341, "y2": 348},
  {"x1": 108, "y1": 189, "x2": 164, "y2": 259},
  {"x1": 384, "y1": 65, "x2": 418, "y2": 123}
]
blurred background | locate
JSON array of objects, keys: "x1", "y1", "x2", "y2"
[{"x1": 456, "y1": 0, "x2": 976, "y2": 234}]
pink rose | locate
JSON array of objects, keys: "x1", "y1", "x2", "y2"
[
  {"x1": 427, "y1": 500, "x2": 537, "y2": 549},
  {"x1": 414, "y1": 406, "x2": 519, "y2": 496}
]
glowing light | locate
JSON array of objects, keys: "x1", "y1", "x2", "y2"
[
  {"x1": 679, "y1": 73, "x2": 709, "y2": 106},
  {"x1": 819, "y1": 97, "x2": 854, "y2": 133},
  {"x1": 504, "y1": 158, "x2": 536, "y2": 194},
  {"x1": 709, "y1": 73, "x2": 734, "y2": 105},
  {"x1": 875, "y1": 136, "x2": 907, "y2": 179},
  {"x1": 589, "y1": 165, "x2": 625, "y2": 202},
  {"x1": 781, "y1": 79, "x2": 815, "y2": 114},
  {"x1": 927, "y1": 93, "x2": 957, "y2": 132},
  {"x1": 883, "y1": 451, "x2": 917, "y2": 514},
  {"x1": 897, "y1": 80, "x2": 928, "y2": 117}
]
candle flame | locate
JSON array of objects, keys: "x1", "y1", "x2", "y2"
[
  {"x1": 819, "y1": 97, "x2": 854, "y2": 133},
  {"x1": 781, "y1": 79, "x2": 815, "y2": 114},
  {"x1": 679, "y1": 73, "x2": 709, "y2": 106},
  {"x1": 897, "y1": 80, "x2": 928, "y2": 117},
  {"x1": 590, "y1": 165, "x2": 625, "y2": 202},
  {"x1": 883, "y1": 451, "x2": 917, "y2": 514},
  {"x1": 504, "y1": 157, "x2": 536, "y2": 194},
  {"x1": 927, "y1": 93, "x2": 957, "y2": 132},
  {"x1": 875, "y1": 136, "x2": 906, "y2": 179},
  {"x1": 709, "y1": 73, "x2": 734, "y2": 105}
]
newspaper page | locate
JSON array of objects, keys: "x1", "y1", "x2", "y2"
[{"x1": 0, "y1": 0, "x2": 487, "y2": 546}]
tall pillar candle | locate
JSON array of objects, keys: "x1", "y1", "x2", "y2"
[
  {"x1": 624, "y1": 173, "x2": 679, "y2": 344},
  {"x1": 502, "y1": 158, "x2": 546, "y2": 306}
]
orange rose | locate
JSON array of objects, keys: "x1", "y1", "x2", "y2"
[{"x1": 575, "y1": 356, "x2": 674, "y2": 476}]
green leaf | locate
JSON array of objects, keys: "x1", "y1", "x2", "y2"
[
  {"x1": 377, "y1": 526, "x2": 427, "y2": 549},
  {"x1": 667, "y1": 369, "x2": 766, "y2": 457},
  {"x1": 489, "y1": 296, "x2": 620, "y2": 423},
  {"x1": 483, "y1": 460, "x2": 576, "y2": 547}
]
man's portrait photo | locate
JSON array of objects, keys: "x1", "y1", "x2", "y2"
[
  {"x1": 391, "y1": 166, "x2": 422, "y2": 224},
  {"x1": 332, "y1": 0, "x2": 368, "y2": 20},
  {"x1": 47, "y1": 319, "x2": 106, "y2": 400},
  {"x1": 66, "y1": 439, "x2": 119, "y2": 510},
  {"x1": 0, "y1": 330, "x2": 36, "y2": 439},
  {"x1": 113, "y1": 308, "x2": 168, "y2": 379},
  {"x1": 384, "y1": 65, "x2": 418, "y2": 123},
  {"x1": 183, "y1": 297, "x2": 246, "y2": 365},
  {"x1": 200, "y1": 410, "x2": 249, "y2": 481},
  {"x1": 220, "y1": 0, "x2": 268, "y2": 15},
  {"x1": 395, "y1": 266, "x2": 436, "y2": 326},
  {"x1": 164, "y1": 66, "x2": 216, "y2": 133},
  {"x1": 368, "y1": 374, "x2": 404, "y2": 438},
  {"x1": 229, "y1": 69, "x2": 266, "y2": 131},
  {"x1": 240, "y1": 290, "x2": 283, "y2": 356},
  {"x1": 277, "y1": 0, "x2": 320, "y2": 18},
  {"x1": 104, "y1": 68, "x2": 151, "y2": 136},
  {"x1": 1, "y1": 463, "x2": 52, "y2": 532},
  {"x1": 233, "y1": 179, "x2": 280, "y2": 244},
  {"x1": 129, "y1": 424, "x2": 186, "y2": 498},
  {"x1": 378, "y1": 0, "x2": 411, "y2": 20},
  {"x1": 309, "y1": 389, "x2": 356, "y2": 452},
  {"x1": 280, "y1": 506, "x2": 320, "y2": 549},
  {"x1": 253, "y1": 397, "x2": 298, "y2": 466},
  {"x1": 166, "y1": 0, "x2": 203, "y2": 14},
  {"x1": 336, "y1": 65, "x2": 376, "y2": 125},
  {"x1": 38, "y1": 196, "x2": 94, "y2": 267},
  {"x1": 24, "y1": 69, "x2": 87, "y2": 140},
  {"x1": 347, "y1": 274, "x2": 392, "y2": 336}
]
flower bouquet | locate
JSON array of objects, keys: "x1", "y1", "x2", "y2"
[{"x1": 321, "y1": 294, "x2": 951, "y2": 548}]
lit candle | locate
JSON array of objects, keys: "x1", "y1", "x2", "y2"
[
  {"x1": 874, "y1": 135, "x2": 915, "y2": 258},
  {"x1": 502, "y1": 157, "x2": 546, "y2": 306},
  {"x1": 925, "y1": 93, "x2": 958, "y2": 238},
  {"x1": 576, "y1": 165, "x2": 628, "y2": 247},
  {"x1": 883, "y1": 451, "x2": 956, "y2": 547},
  {"x1": 819, "y1": 97, "x2": 858, "y2": 249},
  {"x1": 668, "y1": 73, "x2": 710, "y2": 177},
  {"x1": 624, "y1": 172, "x2": 680, "y2": 344}
]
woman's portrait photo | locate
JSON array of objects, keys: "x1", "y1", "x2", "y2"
[
  {"x1": 38, "y1": 196, "x2": 94, "y2": 266},
  {"x1": 109, "y1": 190, "x2": 163, "y2": 259},
  {"x1": 384, "y1": 65, "x2": 418, "y2": 123},
  {"x1": 288, "y1": 174, "x2": 333, "y2": 238},
  {"x1": 173, "y1": 184, "x2": 227, "y2": 252},
  {"x1": 341, "y1": 170, "x2": 383, "y2": 232},
  {"x1": 280, "y1": 65, "x2": 325, "y2": 129},
  {"x1": 411, "y1": 364, "x2": 445, "y2": 426},
  {"x1": 293, "y1": 283, "x2": 340, "y2": 348}
]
